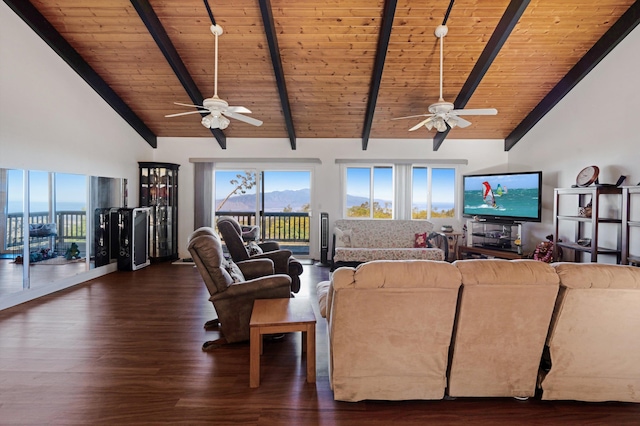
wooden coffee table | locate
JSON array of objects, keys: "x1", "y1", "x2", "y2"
[{"x1": 249, "y1": 298, "x2": 316, "y2": 388}]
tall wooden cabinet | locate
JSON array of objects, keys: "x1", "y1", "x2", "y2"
[
  {"x1": 139, "y1": 162, "x2": 179, "y2": 262},
  {"x1": 622, "y1": 186, "x2": 640, "y2": 265},
  {"x1": 553, "y1": 186, "x2": 622, "y2": 263}
]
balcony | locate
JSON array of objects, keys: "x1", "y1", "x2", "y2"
[
  {"x1": 3, "y1": 211, "x2": 86, "y2": 260},
  {"x1": 215, "y1": 211, "x2": 310, "y2": 255}
]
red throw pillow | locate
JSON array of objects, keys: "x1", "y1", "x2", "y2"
[{"x1": 414, "y1": 232, "x2": 427, "y2": 248}]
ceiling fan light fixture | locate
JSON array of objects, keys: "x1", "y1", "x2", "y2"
[
  {"x1": 201, "y1": 113, "x2": 230, "y2": 130},
  {"x1": 434, "y1": 117, "x2": 447, "y2": 132},
  {"x1": 446, "y1": 116, "x2": 458, "y2": 129},
  {"x1": 425, "y1": 120, "x2": 434, "y2": 131}
]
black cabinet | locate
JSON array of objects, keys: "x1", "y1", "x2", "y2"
[{"x1": 139, "y1": 162, "x2": 179, "y2": 262}]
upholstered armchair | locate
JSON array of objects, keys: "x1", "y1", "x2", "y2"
[
  {"x1": 187, "y1": 227, "x2": 291, "y2": 349},
  {"x1": 217, "y1": 216, "x2": 304, "y2": 293}
]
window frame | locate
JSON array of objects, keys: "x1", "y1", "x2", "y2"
[
  {"x1": 342, "y1": 163, "x2": 459, "y2": 221},
  {"x1": 342, "y1": 164, "x2": 395, "y2": 219}
]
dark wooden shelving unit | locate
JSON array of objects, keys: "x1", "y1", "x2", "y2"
[
  {"x1": 621, "y1": 186, "x2": 640, "y2": 266},
  {"x1": 553, "y1": 186, "x2": 622, "y2": 263}
]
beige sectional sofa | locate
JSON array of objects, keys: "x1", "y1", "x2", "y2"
[
  {"x1": 317, "y1": 259, "x2": 640, "y2": 403},
  {"x1": 331, "y1": 219, "x2": 445, "y2": 270}
]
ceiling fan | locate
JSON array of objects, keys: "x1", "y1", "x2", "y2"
[
  {"x1": 393, "y1": 22, "x2": 497, "y2": 132},
  {"x1": 165, "y1": 24, "x2": 262, "y2": 130}
]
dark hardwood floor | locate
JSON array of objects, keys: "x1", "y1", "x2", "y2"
[{"x1": 1, "y1": 262, "x2": 638, "y2": 425}]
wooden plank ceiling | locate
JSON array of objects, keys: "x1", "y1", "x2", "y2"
[{"x1": 11, "y1": 0, "x2": 640, "y2": 150}]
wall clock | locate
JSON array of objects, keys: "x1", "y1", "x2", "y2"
[{"x1": 576, "y1": 166, "x2": 599, "y2": 187}]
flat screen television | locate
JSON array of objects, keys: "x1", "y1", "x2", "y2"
[{"x1": 462, "y1": 171, "x2": 542, "y2": 223}]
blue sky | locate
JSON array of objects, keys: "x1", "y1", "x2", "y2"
[
  {"x1": 6, "y1": 170, "x2": 86, "y2": 207},
  {"x1": 215, "y1": 170, "x2": 311, "y2": 198}
]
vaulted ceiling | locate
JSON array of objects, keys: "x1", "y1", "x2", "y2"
[{"x1": 5, "y1": 0, "x2": 640, "y2": 150}]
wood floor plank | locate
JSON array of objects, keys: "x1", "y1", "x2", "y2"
[{"x1": 1, "y1": 262, "x2": 639, "y2": 424}]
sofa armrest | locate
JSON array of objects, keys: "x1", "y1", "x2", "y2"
[
  {"x1": 212, "y1": 274, "x2": 291, "y2": 301},
  {"x1": 236, "y1": 258, "x2": 274, "y2": 280},
  {"x1": 250, "y1": 249, "x2": 293, "y2": 274}
]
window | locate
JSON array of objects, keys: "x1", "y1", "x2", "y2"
[
  {"x1": 343, "y1": 164, "x2": 456, "y2": 220},
  {"x1": 412, "y1": 167, "x2": 455, "y2": 219},
  {"x1": 345, "y1": 166, "x2": 393, "y2": 219}
]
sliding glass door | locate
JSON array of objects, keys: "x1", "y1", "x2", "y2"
[{"x1": 214, "y1": 169, "x2": 311, "y2": 255}]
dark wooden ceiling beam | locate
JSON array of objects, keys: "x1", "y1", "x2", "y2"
[
  {"x1": 433, "y1": 0, "x2": 530, "y2": 151},
  {"x1": 259, "y1": 0, "x2": 296, "y2": 150},
  {"x1": 130, "y1": 0, "x2": 226, "y2": 149},
  {"x1": 3, "y1": 0, "x2": 157, "y2": 148},
  {"x1": 505, "y1": 1, "x2": 640, "y2": 151},
  {"x1": 362, "y1": 0, "x2": 398, "y2": 150}
]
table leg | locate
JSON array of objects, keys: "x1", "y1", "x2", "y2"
[
  {"x1": 250, "y1": 326, "x2": 261, "y2": 388},
  {"x1": 306, "y1": 324, "x2": 316, "y2": 383}
]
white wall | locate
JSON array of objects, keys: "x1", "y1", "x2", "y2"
[
  {"x1": 0, "y1": 2, "x2": 151, "y2": 187},
  {"x1": 509, "y1": 24, "x2": 640, "y2": 256},
  {"x1": 0, "y1": 3, "x2": 152, "y2": 308},
  {"x1": 155, "y1": 136, "x2": 508, "y2": 259}
]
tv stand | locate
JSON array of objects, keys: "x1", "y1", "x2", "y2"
[
  {"x1": 467, "y1": 220, "x2": 522, "y2": 247},
  {"x1": 458, "y1": 245, "x2": 524, "y2": 260}
]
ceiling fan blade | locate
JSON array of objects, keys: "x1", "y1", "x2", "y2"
[
  {"x1": 173, "y1": 102, "x2": 206, "y2": 109},
  {"x1": 392, "y1": 113, "x2": 432, "y2": 121},
  {"x1": 409, "y1": 117, "x2": 433, "y2": 131},
  {"x1": 223, "y1": 111, "x2": 263, "y2": 126},
  {"x1": 165, "y1": 110, "x2": 207, "y2": 118},
  {"x1": 451, "y1": 108, "x2": 498, "y2": 116},
  {"x1": 450, "y1": 116, "x2": 472, "y2": 128},
  {"x1": 227, "y1": 106, "x2": 252, "y2": 114}
]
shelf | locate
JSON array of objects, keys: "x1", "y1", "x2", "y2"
[
  {"x1": 556, "y1": 241, "x2": 620, "y2": 255},
  {"x1": 556, "y1": 215, "x2": 621, "y2": 223},
  {"x1": 555, "y1": 186, "x2": 623, "y2": 196}
]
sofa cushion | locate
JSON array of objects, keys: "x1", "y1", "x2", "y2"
[
  {"x1": 327, "y1": 260, "x2": 462, "y2": 401},
  {"x1": 334, "y1": 227, "x2": 352, "y2": 248},
  {"x1": 540, "y1": 263, "x2": 640, "y2": 402},
  {"x1": 448, "y1": 259, "x2": 560, "y2": 398},
  {"x1": 333, "y1": 247, "x2": 444, "y2": 263},
  {"x1": 223, "y1": 259, "x2": 245, "y2": 283},
  {"x1": 246, "y1": 241, "x2": 263, "y2": 256}
]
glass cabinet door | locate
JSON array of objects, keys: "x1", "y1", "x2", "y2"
[{"x1": 139, "y1": 162, "x2": 179, "y2": 262}]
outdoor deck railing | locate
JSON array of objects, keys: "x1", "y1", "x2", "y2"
[
  {"x1": 4, "y1": 210, "x2": 308, "y2": 254},
  {"x1": 215, "y1": 211, "x2": 310, "y2": 243},
  {"x1": 4, "y1": 210, "x2": 87, "y2": 252}
]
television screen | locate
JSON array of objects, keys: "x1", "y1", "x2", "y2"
[{"x1": 462, "y1": 171, "x2": 542, "y2": 222}]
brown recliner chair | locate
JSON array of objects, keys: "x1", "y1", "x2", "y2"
[
  {"x1": 216, "y1": 216, "x2": 304, "y2": 293},
  {"x1": 187, "y1": 227, "x2": 291, "y2": 349}
]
